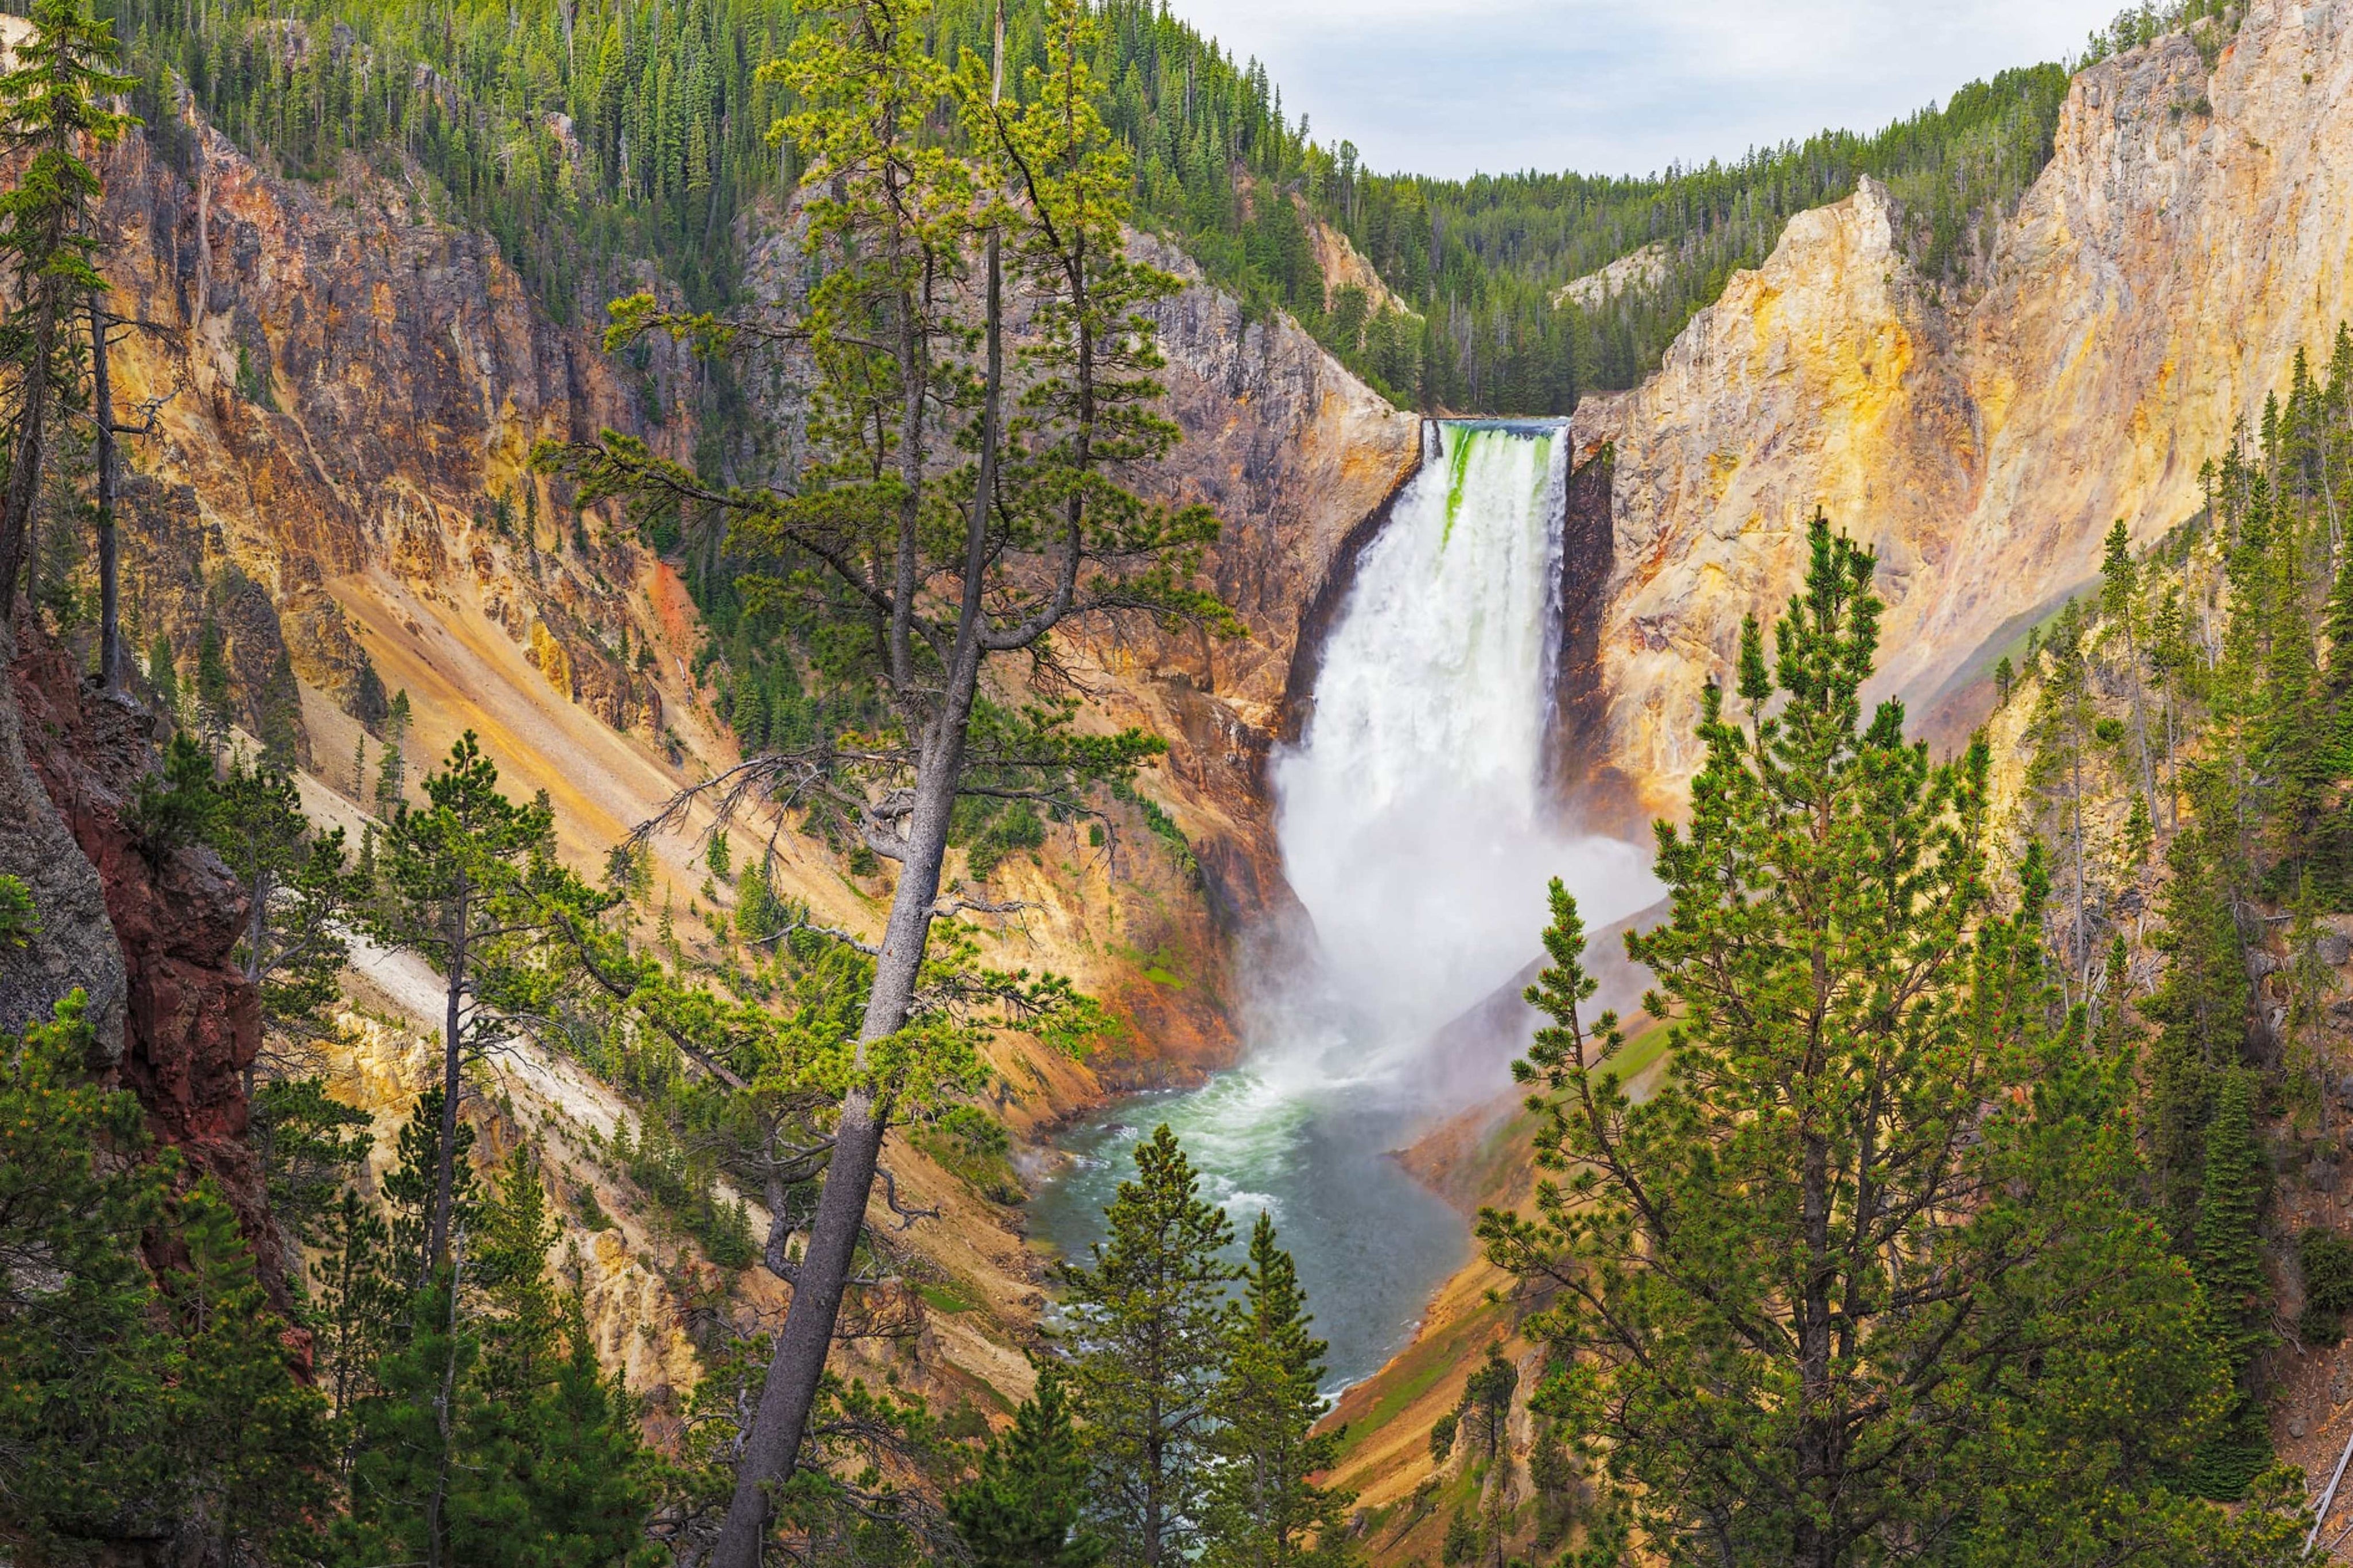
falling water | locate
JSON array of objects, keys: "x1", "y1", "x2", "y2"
[
  {"x1": 1032, "y1": 421, "x2": 1659, "y2": 1391},
  {"x1": 1273, "y1": 421, "x2": 1656, "y2": 1069}
]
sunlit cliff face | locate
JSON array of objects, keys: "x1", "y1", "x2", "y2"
[{"x1": 1581, "y1": 1, "x2": 2353, "y2": 816}]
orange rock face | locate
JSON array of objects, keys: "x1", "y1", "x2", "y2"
[
  {"x1": 96, "y1": 116, "x2": 685, "y2": 748},
  {"x1": 1579, "y1": 1, "x2": 2353, "y2": 814}
]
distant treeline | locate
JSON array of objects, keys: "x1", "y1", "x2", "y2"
[
  {"x1": 86, "y1": 0, "x2": 2201, "y2": 414},
  {"x1": 1304, "y1": 64, "x2": 2070, "y2": 411}
]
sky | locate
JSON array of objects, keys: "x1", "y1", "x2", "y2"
[{"x1": 1167, "y1": 0, "x2": 2131, "y2": 180}]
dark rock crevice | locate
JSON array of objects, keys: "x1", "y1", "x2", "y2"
[
  {"x1": 4, "y1": 633, "x2": 282, "y2": 1304},
  {"x1": 1546, "y1": 446, "x2": 1645, "y2": 839},
  {"x1": 0, "y1": 631, "x2": 128, "y2": 1052}
]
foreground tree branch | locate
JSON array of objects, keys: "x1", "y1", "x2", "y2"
[{"x1": 541, "y1": 8, "x2": 1229, "y2": 1561}]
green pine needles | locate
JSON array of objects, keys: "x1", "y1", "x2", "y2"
[
  {"x1": 1058, "y1": 1125, "x2": 1237, "y2": 1567},
  {"x1": 1046, "y1": 1125, "x2": 1353, "y2": 1568},
  {"x1": 1203, "y1": 1211, "x2": 1353, "y2": 1568},
  {"x1": 0, "y1": 0, "x2": 136, "y2": 617},
  {"x1": 948, "y1": 1367, "x2": 1102, "y2": 1568},
  {"x1": 0, "y1": 993, "x2": 336, "y2": 1564},
  {"x1": 1479, "y1": 516, "x2": 2305, "y2": 1566}
]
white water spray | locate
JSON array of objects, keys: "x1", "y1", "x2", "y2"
[
  {"x1": 1035, "y1": 421, "x2": 1662, "y2": 1393},
  {"x1": 1271, "y1": 421, "x2": 1657, "y2": 1077}
]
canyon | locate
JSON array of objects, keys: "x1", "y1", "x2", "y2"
[
  {"x1": 9, "y1": 0, "x2": 2353, "y2": 1555},
  {"x1": 2, "y1": 59, "x2": 1426, "y2": 1418},
  {"x1": 1336, "y1": 0, "x2": 2353, "y2": 1542}
]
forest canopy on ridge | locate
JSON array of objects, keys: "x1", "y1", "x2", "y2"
[{"x1": 95, "y1": 0, "x2": 2125, "y2": 414}]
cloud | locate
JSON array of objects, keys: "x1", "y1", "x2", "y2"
[{"x1": 1168, "y1": 0, "x2": 2125, "y2": 178}]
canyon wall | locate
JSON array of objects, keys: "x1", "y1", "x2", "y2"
[
  {"x1": 99, "y1": 116, "x2": 682, "y2": 746},
  {"x1": 81, "y1": 90, "x2": 1415, "y2": 1092},
  {"x1": 16, "y1": 0, "x2": 2353, "y2": 1505},
  {"x1": 1083, "y1": 232, "x2": 1421, "y2": 918},
  {"x1": 728, "y1": 211, "x2": 1420, "y2": 932},
  {"x1": 0, "y1": 81, "x2": 1418, "y2": 1418},
  {"x1": 1578, "y1": 0, "x2": 2353, "y2": 813},
  {"x1": 1334, "y1": 10, "x2": 2353, "y2": 1544}
]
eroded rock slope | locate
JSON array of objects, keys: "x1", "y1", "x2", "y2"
[
  {"x1": 1578, "y1": 0, "x2": 2353, "y2": 812},
  {"x1": 37, "y1": 81, "x2": 1420, "y2": 1416}
]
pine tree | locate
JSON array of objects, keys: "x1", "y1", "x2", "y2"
[
  {"x1": 208, "y1": 753, "x2": 362, "y2": 1055},
  {"x1": 2259, "y1": 514, "x2": 2330, "y2": 880},
  {"x1": 121, "y1": 729, "x2": 220, "y2": 854},
  {"x1": 2028, "y1": 597, "x2": 2099, "y2": 982},
  {"x1": 352, "y1": 659, "x2": 389, "y2": 729},
  {"x1": 2286, "y1": 873, "x2": 2334, "y2": 1135},
  {"x1": 162, "y1": 1179, "x2": 332, "y2": 1563},
  {"x1": 1204, "y1": 1212, "x2": 1352, "y2": 1568},
  {"x1": 1423, "y1": 1411, "x2": 1457, "y2": 1468},
  {"x1": 2149, "y1": 582, "x2": 2199, "y2": 829},
  {"x1": 1459, "y1": 1346, "x2": 1516, "y2": 1461},
  {"x1": 250, "y1": 1073, "x2": 374, "y2": 1252},
  {"x1": 949, "y1": 1365, "x2": 1102, "y2": 1568},
  {"x1": 335, "y1": 1267, "x2": 476, "y2": 1568},
  {"x1": 375, "y1": 687, "x2": 413, "y2": 813},
  {"x1": 338, "y1": 1143, "x2": 656, "y2": 1568},
  {"x1": 2316, "y1": 553, "x2": 2353, "y2": 889},
  {"x1": 371, "y1": 733, "x2": 604, "y2": 1279},
  {"x1": 2144, "y1": 819, "x2": 2247, "y2": 1244},
  {"x1": 454, "y1": 1153, "x2": 655, "y2": 1567},
  {"x1": 2102, "y1": 518, "x2": 2158, "y2": 814},
  {"x1": 194, "y1": 621, "x2": 233, "y2": 738},
  {"x1": 1478, "y1": 518, "x2": 2288, "y2": 1563},
  {"x1": 470, "y1": 1145, "x2": 564, "y2": 1395},
  {"x1": 2185, "y1": 1065, "x2": 2277, "y2": 1502},
  {"x1": 556, "y1": 2, "x2": 1225, "y2": 1553},
  {"x1": 147, "y1": 629, "x2": 177, "y2": 710},
  {"x1": 2123, "y1": 791, "x2": 2155, "y2": 867},
  {"x1": 257, "y1": 647, "x2": 303, "y2": 764},
  {"x1": 28, "y1": 417, "x2": 90, "y2": 628},
  {"x1": 485, "y1": 1298, "x2": 657, "y2": 1567},
  {"x1": 314, "y1": 1185, "x2": 401, "y2": 1430},
  {"x1": 383, "y1": 1084, "x2": 479, "y2": 1283},
  {"x1": 0, "y1": 0, "x2": 135, "y2": 620},
  {"x1": 1063, "y1": 1125, "x2": 1238, "y2": 1568},
  {"x1": 0, "y1": 993, "x2": 170, "y2": 1555},
  {"x1": 2195, "y1": 1067, "x2": 2273, "y2": 1384}
]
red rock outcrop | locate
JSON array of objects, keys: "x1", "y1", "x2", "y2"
[{"x1": 9, "y1": 639, "x2": 277, "y2": 1293}]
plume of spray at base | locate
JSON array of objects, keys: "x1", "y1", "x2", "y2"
[{"x1": 1267, "y1": 420, "x2": 1659, "y2": 1098}]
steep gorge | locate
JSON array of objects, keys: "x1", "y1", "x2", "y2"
[
  {"x1": 20, "y1": 68, "x2": 1424, "y2": 1422},
  {"x1": 1324, "y1": 1, "x2": 2353, "y2": 1548},
  {"x1": 25, "y1": 0, "x2": 2353, "y2": 1527},
  {"x1": 90, "y1": 99, "x2": 1422, "y2": 1034}
]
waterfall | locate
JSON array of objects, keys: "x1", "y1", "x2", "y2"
[
  {"x1": 1271, "y1": 420, "x2": 1656, "y2": 1076},
  {"x1": 1034, "y1": 421, "x2": 1661, "y2": 1395}
]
